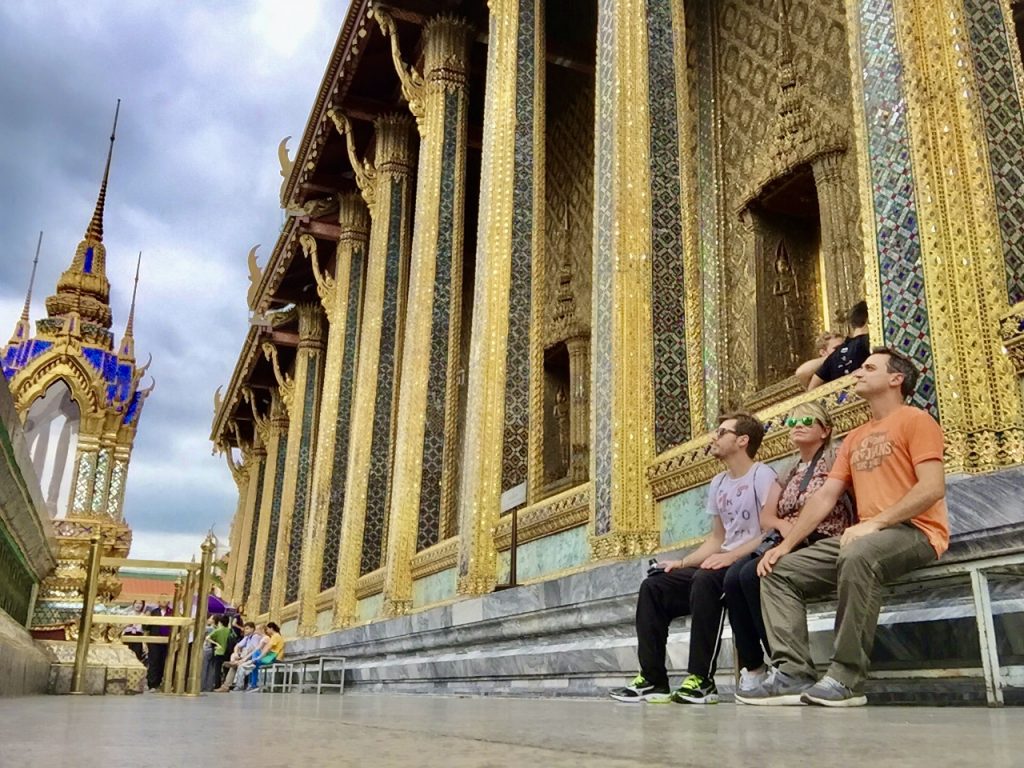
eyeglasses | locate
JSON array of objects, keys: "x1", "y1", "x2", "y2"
[
  {"x1": 784, "y1": 416, "x2": 818, "y2": 428},
  {"x1": 715, "y1": 427, "x2": 738, "y2": 438}
]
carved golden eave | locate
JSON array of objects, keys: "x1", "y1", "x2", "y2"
[
  {"x1": 409, "y1": 536, "x2": 460, "y2": 580},
  {"x1": 999, "y1": 301, "x2": 1024, "y2": 376},
  {"x1": 375, "y1": 8, "x2": 427, "y2": 124},
  {"x1": 299, "y1": 233, "x2": 335, "y2": 307},
  {"x1": 648, "y1": 376, "x2": 869, "y2": 500},
  {"x1": 209, "y1": 325, "x2": 262, "y2": 445},
  {"x1": 494, "y1": 484, "x2": 591, "y2": 550},
  {"x1": 246, "y1": 245, "x2": 263, "y2": 308},
  {"x1": 261, "y1": 341, "x2": 295, "y2": 414},
  {"x1": 327, "y1": 109, "x2": 378, "y2": 207},
  {"x1": 280, "y1": 0, "x2": 374, "y2": 210},
  {"x1": 355, "y1": 568, "x2": 385, "y2": 601},
  {"x1": 250, "y1": 217, "x2": 301, "y2": 314},
  {"x1": 278, "y1": 137, "x2": 295, "y2": 205}
]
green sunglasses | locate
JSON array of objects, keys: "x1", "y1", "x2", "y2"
[{"x1": 784, "y1": 416, "x2": 817, "y2": 428}]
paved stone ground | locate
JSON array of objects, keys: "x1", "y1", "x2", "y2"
[{"x1": 1, "y1": 692, "x2": 1021, "y2": 767}]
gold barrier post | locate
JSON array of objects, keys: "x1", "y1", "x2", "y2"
[
  {"x1": 185, "y1": 536, "x2": 215, "y2": 696},
  {"x1": 160, "y1": 577, "x2": 183, "y2": 695},
  {"x1": 70, "y1": 535, "x2": 102, "y2": 695},
  {"x1": 174, "y1": 561, "x2": 195, "y2": 694}
]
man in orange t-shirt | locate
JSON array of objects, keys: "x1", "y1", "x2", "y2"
[{"x1": 738, "y1": 347, "x2": 948, "y2": 708}]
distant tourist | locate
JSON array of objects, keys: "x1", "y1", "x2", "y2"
[
  {"x1": 795, "y1": 330, "x2": 844, "y2": 387},
  {"x1": 807, "y1": 300, "x2": 870, "y2": 389},
  {"x1": 216, "y1": 622, "x2": 262, "y2": 692},
  {"x1": 145, "y1": 595, "x2": 174, "y2": 691},
  {"x1": 739, "y1": 348, "x2": 947, "y2": 707},
  {"x1": 609, "y1": 413, "x2": 778, "y2": 704},
  {"x1": 240, "y1": 621, "x2": 285, "y2": 693},
  {"x1": 123, "y1": 599, "x2": 148, "y2": 665},
  {"x1": 203, "y1": 614, "x2": 231, "y2": 691}
]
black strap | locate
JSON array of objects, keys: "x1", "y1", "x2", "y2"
[{"x1": 797, "y1": 445, "x2": 827, "y2": 496}]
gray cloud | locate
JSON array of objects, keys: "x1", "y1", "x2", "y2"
[{"x1": 1, "y1": 0, "x2": 344, "y2": 559}]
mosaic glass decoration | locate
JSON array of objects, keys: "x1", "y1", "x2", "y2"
[
  {"x1": 592, "y1": 0, "x2": 616, "y2": 536},
  {"x1": 695, "y1": 0, "x2": 721, "y2": 428},
  {"x1": 321, "y1": 248, "x2": 365, "y2": 591},
  {"x1": 260, "y1": 431, "x2": 289, "y2": 614},
  {"x1": 858, "y1": 0, "x2": 937, "y2": 414},
  {"x1": 963, "y1": 0, "x2": 1024, "y2": 304},
  {"x1": 361, "y1": 180, "x2": 406, "y2": 575},
  {"x1": 105, "y1": 460, "x2": 126, "y2": 518},
  {"x1": 72, "y1": 452, "x2": 94, "y2": 514},
  {"x1": 285, "y1": 350, "x2": 321, "y2": 604},
  {"x1": 418, "y1": 90, "x2": 461, "y2": 550},
  {"x1": 241, "y1": 457, "x2": 266, "y2": 603},
  {"x1": 647, "y1": 0, "x2": 690, "y2": 454},
  {"x1": 501, "y1": 0, "x2": 537, "y2": 497},
  {"x1": 91, "y1": 448, "x2": 110, "y2": 514}
]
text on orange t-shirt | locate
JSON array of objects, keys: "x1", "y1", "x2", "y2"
[{"x1": 829, "y1": 405, "x2": 949, "y2": 556}]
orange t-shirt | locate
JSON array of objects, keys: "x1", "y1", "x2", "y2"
[{"x1": 829, "y1": 406, "x2": 949, "y2": 556}]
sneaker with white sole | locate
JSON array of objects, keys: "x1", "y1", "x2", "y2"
[
  {"x1": 609, "y1": 674, "x2": 671, "y2": 703},
  {"x1": 738, "y1": 666, "x2": 769, "y2": 694},
  {"x1": 670, "y1": 673, "x2": 719, "y2": 704},
  {"x1": 801, "y1": 676, "x2": 867, "y2": 707},
  {"x1": 735, "y1": 669, "x2": 813, "y2": 706}
]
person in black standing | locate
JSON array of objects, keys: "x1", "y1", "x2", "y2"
[
  {"x1": 145, "y1": 595, "x2": 173, "y2": 691},
  {"x1": 808, "y1": 300, "x2": 870, "y2": 390}
]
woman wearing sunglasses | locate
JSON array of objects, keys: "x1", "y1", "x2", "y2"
[{"x1": 724, "y1": 401, "x2": 855, "y2": 694}]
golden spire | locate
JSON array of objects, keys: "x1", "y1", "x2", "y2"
[
  {"x1": 118, "y1": 252, "x2": 141, "y2": 360},
  {"x1": 45, "y1": 100, "x2": 123, "y2": 337},
  {"x1": 8, "y1": 232, "x2": 42, "y2": 345},
  {"x1": 86, "y1": 98, "x2": 119, "y2": 243}
]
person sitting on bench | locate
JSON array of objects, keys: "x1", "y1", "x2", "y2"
[
  {"x1": 739, "y1": 347, "x2": 948, "y2": 707},
  {"x1": 609, "y1": 412, "x2": 779, "y2": 704}
]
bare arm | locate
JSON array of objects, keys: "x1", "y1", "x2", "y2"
[
  {"x1": 795, "y1": 358, "x2": 822, "y2": 388},
  {"x1": 807, "y1": 373, "x2": 825, "y2": 391},
  {"x1": 757, "y1": 481, "x2": 793, "y2": 537},
  {"x1": 664, "y1": 517, "x2": 726, "y2": 571},
  {"x1": 840, "y1": 460, "x2": 945, "y2": 546}
]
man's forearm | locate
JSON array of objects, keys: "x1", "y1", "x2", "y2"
[
  {"x1": 681, "y1": 540, "x2": 719, "y2": 568},
  {"x1": 875, "y1": 481, "x2": 944, "y2": 528}
]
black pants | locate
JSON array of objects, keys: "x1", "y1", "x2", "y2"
[
  {"x1": 722, "y1": 554, "x2": 770, "y2": 670},
  {"x1": 636, "y1": 567, "x2": 727, "y2": 689},
  {"x1": 147, "y1": 643, "x2": 168, "y2": 690}
]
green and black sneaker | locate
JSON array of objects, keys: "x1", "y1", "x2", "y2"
[
  {"x1": 670, "y1": 673, "x2": 719, "y2": 704},
  {"x1": 609, "y1": 674, "x2": 671, "y2": 703}
]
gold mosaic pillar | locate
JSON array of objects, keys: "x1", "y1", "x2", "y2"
[
  {"x1": 889, "y1": 0, "x2": 1024, "y2": 470},
  {"x1": 231, "y1": 440, "x2": 266, "y2": 607},
  {"x1": 455, "y1": 0, "x2": 542, "y2": 595},
  {"x1": 326, "y1": 113, "x2": 416, "y2": 627},
  {"x1": 566, "y1": 335, "x2": 590, "y2": 483},
  {"x1": 243, "y1": 388, "x2": 288, "y2": 618},
  {"x1": 589, "y1": 0, "x2": 658, "y2": 558},
  {"x1": 266, "y1": 303, "x2": 326, "y2": 619},
  {"x1": 222, "y1": 442, "x2": 251, "y2": 603},
  {"x1": 296, "y1": 196, "x2": 371, "y2": 636},
  {"x1": 377, "y1": 14, "x2": 472, "y2": 616}
]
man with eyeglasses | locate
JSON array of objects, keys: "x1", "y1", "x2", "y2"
[
  {"x1": 609, "y1": 412, "x2": 779, "y2": 704},
  {"x1": 739, "y1": 347, "x2": 948, "y2": 707}
]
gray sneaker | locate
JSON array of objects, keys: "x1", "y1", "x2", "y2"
[
  {"x1": 801, "y1": 676, "x2": 867, "y2": 707},
  {"x1": 734, "y1": 669, "x2": 813, "y2": 706}
]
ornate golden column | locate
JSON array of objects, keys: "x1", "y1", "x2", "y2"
[
  {"x1": 588, "y1": 0, "x2": 658, "y2": 558},
  {"x1": 326, "y1": 112, "x2": 416, "y2": 627},
  {"x1": 811, "y1": 150, "x2": 861, "y2": 325},
  {"x1": 266, "y1": 303, "x2": 326, "y2": 619},
  {"x1": 243, "y1": 387, "x2": 288, "y2": 618},
  {"x1": 376, "y1": 13, "x2": 472, "y2": 616},
  {"x1": 231, "y1": 439, "x2": 266, "y2": 608},
  {"x1": 862, "y1": 0, "x2": 1024, "y2": 471},
  {"x1": 296, "y1": 196, "x2": 371, "y2": 636},
  {"x1": 455, "y1": 0, "x2": 543, "y2": 595}
]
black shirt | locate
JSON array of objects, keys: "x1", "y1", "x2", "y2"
[{"x1": 816, "y1": 334, "x2": 870, "y2": 382}]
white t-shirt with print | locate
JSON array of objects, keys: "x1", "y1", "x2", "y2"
[{"x1": 706, "y1": 462, "x2": 777, "y2": 552}]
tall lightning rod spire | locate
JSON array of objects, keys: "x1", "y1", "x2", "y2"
[
  {"x1": 85, "y1": 98, "x2": 120, "y2": 242},
  {"x1": 21, "y1": 231, "x2": 43, "y2": 323},
  {"x1": 119, "y1": 251, "x2": 142, "y2": 360}
]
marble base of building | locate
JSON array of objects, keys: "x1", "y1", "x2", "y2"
[{"x1": 0, "y1": 608, "x2": 50, "y2": 696}]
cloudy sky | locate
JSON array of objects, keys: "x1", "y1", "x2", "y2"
[{"x1": 0, "y1": 1, "x2": 345, "y2": 561}]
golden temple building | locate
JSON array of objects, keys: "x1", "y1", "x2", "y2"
[{"x1": 211, "y1": 0, "x2": 1024, "y2": 688}]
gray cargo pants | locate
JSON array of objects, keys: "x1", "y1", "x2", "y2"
[{"x1": 761, "y1": 524, "x2": 936, "y2": 691}]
